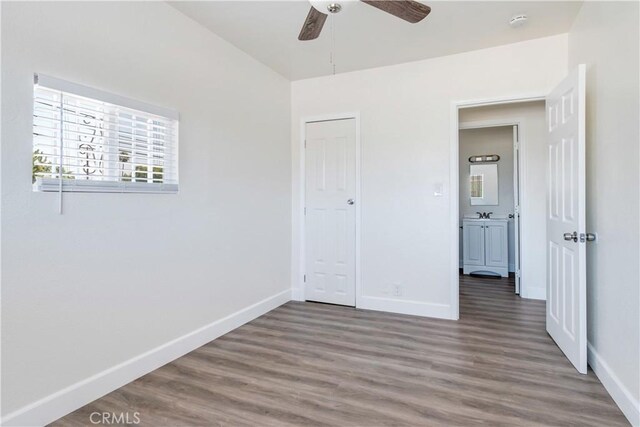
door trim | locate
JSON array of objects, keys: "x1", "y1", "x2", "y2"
[
  {"x1": 459, "y1": 120, "x2": 523, "y2": 288},
  {"x1": 296, "y1": 112, "x2": 361, "y2": 305},
  {"x1": 450, "y1": 94, "x2": 545, "y2": 319}
]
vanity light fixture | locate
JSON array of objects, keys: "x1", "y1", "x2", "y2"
[{"x1": 469, "y1": 154, "x2": 500, "y2": 163}]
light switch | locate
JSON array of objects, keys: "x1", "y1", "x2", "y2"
[{"x1": 434, "y1": 182, "x2": 444, "y2": 197}]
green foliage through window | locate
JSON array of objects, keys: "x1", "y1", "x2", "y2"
[{"x1": 33, "y1": 150, "x2": 74, "y2": 183}]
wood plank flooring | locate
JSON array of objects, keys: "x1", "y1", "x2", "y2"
[{"x1": 53, "y1": 275, "x2": 628, "y2": 426}]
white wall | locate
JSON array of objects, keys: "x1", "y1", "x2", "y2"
[
  {"x1": 459, "y1": 101, "x2": 547, "y2": 299},
  {"x1": 459, "y1": 126, "x2": 515, "y2": 271},
  {"x1": 568, "y1": 2, "x2": 640, "y2": 425},
  {"x1": 1, "y1": 1, "x2": 291, "y2": 422},
  {"x1": 291, "y1": 35, "x2": 568, "y2": 318}
]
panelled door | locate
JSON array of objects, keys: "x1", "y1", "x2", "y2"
[
  {"x1": 305, "y1": 119, "x2": 356, "y2": 306},
  {"x1": 546, "y1": 65, "x2": 587, "y2": 374}
]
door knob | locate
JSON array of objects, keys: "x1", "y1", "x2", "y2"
[
  {"x1": 563, "y1": 231, "x2": 578, "y2": 242},
  {"x1": 347, "y1": 199, "x2": 355, "y2": 205},
  {"x1": 580, "y1": 232, "x2": 597, "y2": 243}
]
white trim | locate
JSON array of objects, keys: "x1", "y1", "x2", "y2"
[
  {"x1": 297, "y1": 112, "x2": 361, "y2": 307},
  {"x1": 291, "y1": 287, "x2": 303, "y2": 301},
  {"x1": 34, "y1": 178, "x2": 178, "y2": 194},
  {"x1": 35, "y1": 73, "x2": 179, "y2": 120},
  {"x1": 588, "y1": 343, "x2": 640, "y2": 427},
  {"x1": 450, "y1": 94, "x2": 546, "y2": 319},
  {"x1": 450, "y1": 102, "x2": 461, "y2": 320},
  {"x1": 358, "y1": 296, "x2": 451, "y2": 319},
  {"x1": 459, "y1": 118, "x2": 525, "y2": 130},
  {"x1": 455, "y1": 94, "x2": 546, "y2": 109},
  {"x1": 0, "y1": 290, "x2": 291, "y2": 427}
]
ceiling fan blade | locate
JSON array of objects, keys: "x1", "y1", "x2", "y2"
[
  {"x1": 298, "y1": 7, "x2": 328, "y2": 41},
  {"x1": 360, "y1": 0, "x2": 431, "y2": 23}
]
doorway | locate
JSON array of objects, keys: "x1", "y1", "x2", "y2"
[
  {"x1": 452, "y1": 99, "x2": 548, "y2": 316},
  {"x1": 451, "y1": 67, "x2": 587, "y2": 375},
  {"x1": 303, "y1": 117, "x2": 358, "y2": 306},
  {"x1": 458, "y1": 124, "x2": 521, "y2": 292}
]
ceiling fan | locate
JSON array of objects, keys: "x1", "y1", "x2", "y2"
[{"x1": 298, "y1": 0, "x2": 431, "y2": 41}]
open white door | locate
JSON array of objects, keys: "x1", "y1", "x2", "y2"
[
  {"x1": 546, "y1": 65, "x2": 587, "y2": 374},
  {"x1": 513, "y1": 125, "x2": 521, "y2": 295}
]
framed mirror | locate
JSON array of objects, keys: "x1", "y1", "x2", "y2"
[{"x1": 470, "y1": 163, "x2": 498, "y2": 205}]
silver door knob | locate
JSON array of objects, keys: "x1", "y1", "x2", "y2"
[
  {"x1": 347, "y1": 199, "x2": 355, "y2": 205},
  {"x1": 580, "y1": 232, "x2": 597, "y2": 243},
  {"x1": 563, "y1": 231, "x2": 578, "y2": 242}
]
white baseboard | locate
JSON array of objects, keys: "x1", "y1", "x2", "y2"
[
  {"x1": 358, "y1": 296, "x2": 452, "y2": 319},
  {"x1": 1, "y1": 289, "x2": 291, "y2": 427},
  {"x1": 588, "y1": 342, "x2": 640, "y2": 427},
  {"x1": 522, "y1": 286, "x2": 545, "y2": 300},
  {"x1": 291, "y1": 286, "x2": 303, "y2": 301}
]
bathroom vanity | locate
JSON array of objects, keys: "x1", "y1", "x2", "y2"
[{"x1": 462, "y1": 218, "x2": 509, "y2": 277}]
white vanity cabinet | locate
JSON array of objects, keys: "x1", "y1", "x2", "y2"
[{"x1": 462, "y1": 219, "x2": 508, "y2": 277}]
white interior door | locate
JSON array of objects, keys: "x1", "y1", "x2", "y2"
[
  {"x1": 546, "y1": 65, "x2": 587, "y2": 374},
  {"x1": 305, "y1": 118, "x2": 356, "y2": 306},
  {"x1": 513, "y1": 125, "x2": 521, "y2": 294}
]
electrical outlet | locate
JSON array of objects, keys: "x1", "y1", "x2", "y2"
[{"x1": 392, "y1": 284, "x2": 402, "y2": 297}]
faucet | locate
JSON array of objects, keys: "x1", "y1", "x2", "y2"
[{"x1": 476, "y1": 212, "x2": 493, "y2": 219}]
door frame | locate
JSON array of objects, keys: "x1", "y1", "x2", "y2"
[
  {"x1": 449, "y1": 95, "x2": 544, "y2": 319},
  {"x1": 297, "y1": 112, "x2": 361, "y2": 305},
  {"x1": 458, "y1": 119, "x2": 522, "y2": 290}
]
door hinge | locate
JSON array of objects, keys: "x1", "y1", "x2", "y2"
[
  {"x1": 304, "y1": 140, "x2": 307, "y2": 148},
  {"x1": 303, "y1": 274, "x2": 306, "y2": 282},
  {"x1": 304, "y1": 207, "x2": 306, "y2": 215},
  {"x1": 514, "y1": 205, "x2": 520, "y2": 214}
]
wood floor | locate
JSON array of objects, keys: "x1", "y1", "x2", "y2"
[{"x1": 53, "y1": 275, "x2": 628, "y2": 426}]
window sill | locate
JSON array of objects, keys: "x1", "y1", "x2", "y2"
[{"x1": 33, "y1": 178, "x2": 178, "y2": 194}]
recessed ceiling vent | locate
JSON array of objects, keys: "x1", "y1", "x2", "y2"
[{"x1": 509, "y1": 14, "x2": 528, "y2": 28}]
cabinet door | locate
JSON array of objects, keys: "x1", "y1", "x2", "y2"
[
  {"x1": 463, "y1": 222, "x2": 485, "y2": 266},
  {"x1": 485, "y1": 222, "x2": 508, "y2": 268}
]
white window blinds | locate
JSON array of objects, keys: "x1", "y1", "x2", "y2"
[{"x1": 32, "y1": 74, "x2": 179, "y2": 193}]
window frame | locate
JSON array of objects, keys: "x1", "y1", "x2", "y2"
[{"x1": 32, "y1": 74, "x2": 179, "y2": 194}]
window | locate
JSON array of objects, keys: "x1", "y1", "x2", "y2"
[{"x1": 32, "y1": 74, "x2": 179, "y2": 193}]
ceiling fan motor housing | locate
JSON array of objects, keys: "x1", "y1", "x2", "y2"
[{"x1": 309, "y1": 0, "x2": 346, "y2": 14}]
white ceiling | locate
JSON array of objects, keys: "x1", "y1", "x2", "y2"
[{"x1": 169, "y1": 1, "x2": 582, "y2": 80}]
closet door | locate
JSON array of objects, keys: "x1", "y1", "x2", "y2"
[{"x1": 305, "y1": 118, "x2": 356, "y2": 306}]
